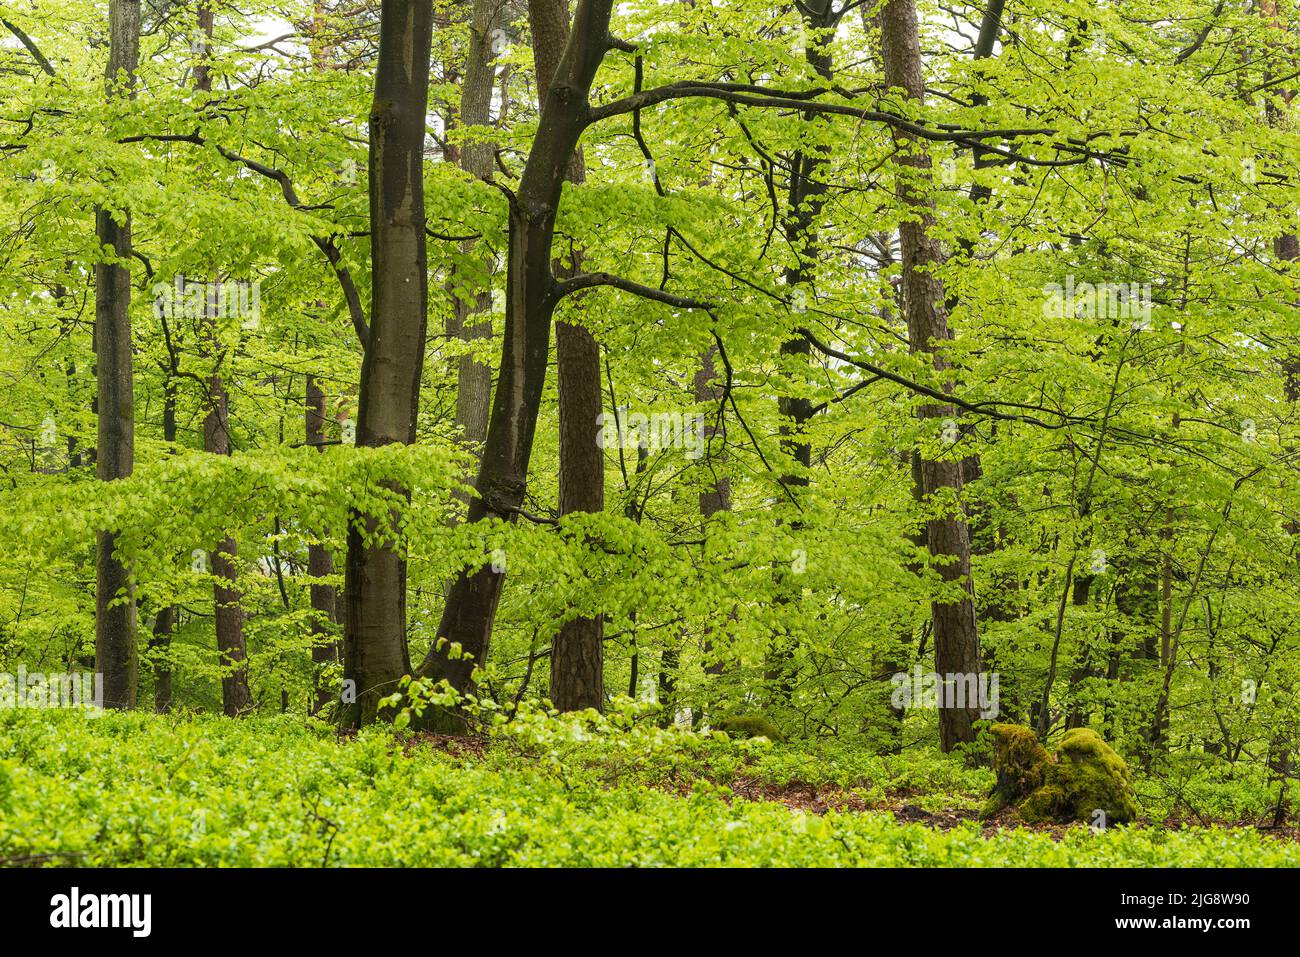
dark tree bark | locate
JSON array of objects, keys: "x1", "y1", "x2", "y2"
[
  {"x1": 550, "y1": 302, "x2": 607, "y2": 711},
  {"x1": 306, "y1": 374, "x2": 340, "y2": 714},
  {"x1": 194, "y1": 4, "x2": 252, "y2": 718},
  {"x1": 148, "y1": 372, "x2": 179, "y2": 713},
  {"x1": 416, "y1": 0, "x2": 617, "y2": 718},
  {"x1": 880, "y1": 0, "x2": 981, "y2": 751},
  {"x1": 531, "y1": 0, "x2": 606, "y2": 713},
  {"x1": 764, "y1": 0, "x2": 832, "y2": 702},
  {"x1": 149, "y1": 604, "x2": 175, "y2": 712},
  {"x1": 341, "y1": 0, "x2": 433, "y2": 725},
  {"x1": 93, "y1": 0, "x2": 142, "y2": 710},
  {"x1": 203, "y1": 371, "x2": 252, "y2": 716}
]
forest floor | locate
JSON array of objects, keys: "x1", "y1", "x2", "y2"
[
  {"x1": 4, "y1": 711, "x2": 1298, "y2": 866},
  {"x1": 406, "y1": 729, "x2": 1300, "y2": 844}
]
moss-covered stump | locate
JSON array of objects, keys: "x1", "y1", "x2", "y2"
[
  {"x1": 713, "y1": 716, "x2": 785, "y2": 742},
  {"x1": 985, "y1": 724, "x2": 1050, "y2": 816},
  {"x1": 983, "y1": 725, "x2": 1137, "y2": 825}
]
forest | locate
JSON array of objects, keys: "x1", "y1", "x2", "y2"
[{"x1": 0, "y1": 0, "x2": 1298, "y2": 876}]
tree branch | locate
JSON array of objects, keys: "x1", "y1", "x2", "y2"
[
  {"x1": 120, "y1": 131, "x2": 370, "y2": 348},
  {"x1": 2, "y1": 19, "x2": 55, "y2": 77}
]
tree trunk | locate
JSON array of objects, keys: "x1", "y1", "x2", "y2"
[
  {"x1": 306, "y1": 374, "x2": 340, "y2": 714},
  {"x1": 551, "y1": 315, "x2": 606, "y2": 710},
  {"x1": 204, "y1": 371, "x2": 252, "y2": 716},
  {"x1": 447, "y1": 0, "x2": 498, "y2": 479},
  {"x1": 93, "y1": 0, "x2": 142, "y2": 710},
  {"x1": 531, "y1": 0, "x2": 606, "y2": 713},
  {"x1": 696, "y1": 344, "x2": 731, "y2": 685},
  {"x1": 765, "y1": 0, "x2": 832, "y2": 703},
  {"x1": 193, "y1": 5, "x2": 251, "y2": 718},
  {"x1": 416, "y1": 0, "x2": 616, "y2": 719},
  {"x1": 880, "y1": 0, "x2": 981, "y2": 751},
  {"x1": 341, "y1": 0, "x2": 433, "y2": 725},
  {"x1": 148, "y1": 375, "x2": 178, "y2": 712}
]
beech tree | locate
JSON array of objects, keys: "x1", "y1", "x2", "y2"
[
  {"x1": 93, "y1": 0, "x2": 141, "y2": 710},
  {"x1": 880, "y1": 0, "x2": 981, "y2": 749},
  {"x1": 341, "y1": 0, "x2": 433, "y2": 725}
]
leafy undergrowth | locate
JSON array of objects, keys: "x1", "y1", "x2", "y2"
[{"x1": 1, "y1": 709, "x2": 1296, "y2": 867}]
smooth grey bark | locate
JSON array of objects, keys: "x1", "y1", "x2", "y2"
[
  {"x1": 447, "y1": 0, "x2": 499, "y2": 479},
  {"x1": 880, "y1": 0, "x2": 981, "y2": 751},
  {"x1": 93, "y1": 0, "x2": 142, "y2": 710},
  {"x1": 341, "y1": 0, "x2": 432, "y2": 725}
]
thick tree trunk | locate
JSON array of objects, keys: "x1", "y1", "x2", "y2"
[
  {"x1": 306, "y1": 375, "x2": 340, "y2": 714},
  {"x1": 551, "y1": 317, "x2": 605, "y2": 710},
  {"x1": 880, "y1": 0, "x2": 981, "y2": 751},
  {"x1": 93, "y1": 0, "x2": 142, "y2": 710},
  {"x1": 416, "y1": 0, "x2": 616, "y2": 718},
  {"x1": 341, "y1": 0, "x2": 433, "y2": 725},
  {"x1": 531, "y1": 0, "x2": 606, "y2": 713}
]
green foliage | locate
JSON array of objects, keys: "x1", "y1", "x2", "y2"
[
  {"x1": 2, "y1": 710, "x2": 1295, "y2": 867},
  {"x1": 713, "y1": 715, "x2": 786, "y2": 742}
]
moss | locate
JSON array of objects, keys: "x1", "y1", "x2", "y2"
[
  {"x1": 983, "y1": 723, "x2": 1050, "y2": 817},
  {"x1": 1043, "y1": 728, "x2": 1138, "y2": 824},
  {"x1": 714, "y1": 716, "x2": 785, "y2": 742},
  {"x1": 984, "y1": 725, "x2": 1137, "y2": 824},
  {"x1": 1018, "y1": 783, "x2": 1066, "y2": 823}
]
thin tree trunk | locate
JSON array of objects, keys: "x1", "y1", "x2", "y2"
[
  {"x1": 194, "y1": 5, "x2": 252, "y2": 718},
  {"x1": 696, "y1": 344, "x2": 731, "y2": 687},
  {"x1": 304, "y1": 10, "x2": 341, "y2": 717},
  {"x1": 765, "y1": 0, "x2": 832, "y2": 701},
  {"x1": 306, "y1": 374, "x2": 340, "y2": 714},
  {"x1": 447, "y1": 0, "x2": 498, "y2": 481},
  {"x1": 341, "y1": 0, "x2": 433, "y2": 725},
  {"x1": 93, "y1": 0, "x2": 142, "y2": 710},
  {"x1": 203, "y1": 371, "x2": 252, "y2": 716},
  {"x1": 880, "y1": 0, "x2": 981, "y2": 751},
  {"x1": 149, "y1": 375, "x2": 178, "y2": 712}
]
